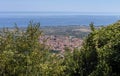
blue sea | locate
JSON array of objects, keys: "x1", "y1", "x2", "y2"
[{"x1": 0, "y1": 13, "x2": 120, "y2": 27}]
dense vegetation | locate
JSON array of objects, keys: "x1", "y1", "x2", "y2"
[
  {"x1": 0, "y1": 21, "x2": 120, "y2": 76},
  {"x1": 67, "y1": 21, "x2": 120, "y2": 76},
  {"x1": 0, "y1": 22, "x2": 65, "y2": 76}
]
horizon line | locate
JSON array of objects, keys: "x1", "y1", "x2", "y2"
[{"x1": 0, "y1": 11, "x2": 120, "y2": 15}]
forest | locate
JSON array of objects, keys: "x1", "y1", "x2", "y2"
[{"x1": 0, "y1": 21, "x2": 120, "y2": 76}]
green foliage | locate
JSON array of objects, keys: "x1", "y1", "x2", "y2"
[
  {"x1": 0, "y1": 22, "x2": 65, "y2": 76},
  {"x1": 64, "y1": 21, "x2": 120, "y2": 76},
  {"x1": 0, "y1": 21, "x2": 120, "y2": 76},
  {"x1": 63, "y1": 49, "x2": 85, "y2": 76},
  {"x1": 91, "y1": 21, "x2": 120, "y2": 76},
  {"x1": 89, "y1": 22, "x2": 95, "y2": 31}
]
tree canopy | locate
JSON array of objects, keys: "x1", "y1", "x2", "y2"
[
  {"x1": 0, "y1": 21, "x2": 120, "y2": 76},
  {"x1": 65, "y1": 21, "x2": 120, "y2": 76}
]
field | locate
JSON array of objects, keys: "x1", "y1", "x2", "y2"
[{"x1": 41, "y1": 25, "x2": 91, "y2": 39}]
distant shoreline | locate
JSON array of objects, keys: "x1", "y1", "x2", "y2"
[{"x1": 0, "y1": 15, "x2": 119, "y2": 27}]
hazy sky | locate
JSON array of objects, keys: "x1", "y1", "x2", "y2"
[{"x1": 0, "y1": 0, "x2": 120, "y2": 13}]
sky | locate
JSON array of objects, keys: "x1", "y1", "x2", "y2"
[{"x1": 0, "y1": 0, "x2": 120, "y2": 14}]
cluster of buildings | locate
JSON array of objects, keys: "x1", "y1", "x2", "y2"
[{"x1": 39, "y1": 35, "x2": 83, "y2": 53}]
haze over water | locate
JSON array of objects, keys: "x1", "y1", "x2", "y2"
[{"x1": 0, "y1": 12, "x2": 120, "y2": 27}]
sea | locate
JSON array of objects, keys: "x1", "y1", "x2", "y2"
[{"x1": 0, "y1": 12, "x2": 120, "y2": 27}]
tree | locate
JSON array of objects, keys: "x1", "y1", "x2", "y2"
[
  {"x1": 64, "y1": 21, "x2": 120, "y2": 76},
  {"x1": 90, "y1": 22, "x2": 95, "y2": 31},
  {"x1": 0, "y1": 22, "x2": 65, "y2": 76}
]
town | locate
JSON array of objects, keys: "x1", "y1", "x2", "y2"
[{"x1": 39, "y1": 35, "x2": 83, "y2": 53}]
